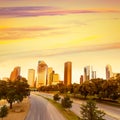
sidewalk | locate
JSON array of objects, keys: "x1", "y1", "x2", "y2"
[{"x1": 1, "y1": 98, "x2": 30, "y2": 120}]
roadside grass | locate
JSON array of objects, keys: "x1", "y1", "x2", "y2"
[
  {"x1": 38, "y1": 91, "x2": 120, "y2": 108},
  {"x1": 66, "y1": 93, "x2": 120, "y2": 108},
  {"x1": 36, "y1": 94, "x2": 81, "y2": 120}
]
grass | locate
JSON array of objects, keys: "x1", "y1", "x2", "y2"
[
  {"x1": 36, "y1": 94, "x2": 81, "y2": 120},
  {"x1": 67, "y1": 93, "x2": 120, "y2": 108}
]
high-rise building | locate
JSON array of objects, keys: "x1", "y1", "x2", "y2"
[
  {"x1": 106, "y1": 64, "x2": 113, "y2": 80},
  {"x1": 47, "y1": 67, "x2": 53, "y2": 86},
  {"x1": 52, "y1": 73, "x2": 59, "y2": 85},
  {"x1": 91, "y1": 71, "x2": 96, "y2": 79},
  {"x1": 84, "y1": 66, "x2": 90, "y2": 81},
  {"x1": 28, "y1": 69, "x2": 35, "y2": 88},
  {"x1": 37, "y1": 61, "x2": 48, "y2": 88},
  {"x1": 80, "y1": 75, "x2": 83, "y2": 84},
  {"x1": 10, "y1": 66, "x2": 21, "y2": 81},
  {"x1": 64, "y1": 61, "x2": 72, "y2": 86}
]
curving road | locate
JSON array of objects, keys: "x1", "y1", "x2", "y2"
[
  {"x1": 38, "y1": 92, "x2": 120, "y2": 120},
  {"x1": 25, "y1": 94, "x2": 65, "y2": 120}
]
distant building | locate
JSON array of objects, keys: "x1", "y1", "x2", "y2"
[
  {"x1": 52, "y1": 73, "x2": 59, "y2": 85},
  {"x1": 84, "y1": 66, "x2": 90, "y2": 81},
  {"x1": 28, "y1": 69, "x2": 35, "y2": 88},
  {"x1": 80, "y1": 75, "x2": 83, "y2": 84},
  {"x1": 47, "y1": 67, "x2": 53, "y2": 86},
  {"x1": 64, "y1": 61, "x2": 72, "y2": 86},
  {"x1": 37, "y1": 61, "x2": 48, "y2": 88},
  {"x1": 106, "y1": 64, "x2": 113, "y2": 80},
  {"x1": 10, "y1": 66, "x2": 21, "y2": 81},
  {"x1": 91, "y1": 71, "x2": 96, "y2": 79}
]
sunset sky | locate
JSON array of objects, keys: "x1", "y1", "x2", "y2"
[{"x1": 0, "y1": 0, "x2": 120, "y2": 83}]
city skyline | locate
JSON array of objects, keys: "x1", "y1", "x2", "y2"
[
  {"x1": 0, "y1": 61, "x2": 119, "y2": 84},
  {"x1": 0, "y1": 0, "x2": 120, "y2": 83}
]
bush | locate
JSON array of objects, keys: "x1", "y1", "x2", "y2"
[
  {"x1": 53, "y1": 94, "x2": 61, "y2": 102},
  {"x1": 80, "y1": 99, "x2": 105, "y2": 120},
  {"x1": 61, "y1": 95, "x2": 73, "y2": 108},
  {"x1": 0, "y1": 105, "x2": 8, "y2": 120}
]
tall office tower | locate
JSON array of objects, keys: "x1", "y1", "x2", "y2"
[
  {"x1": 106, "y1": 64, "x2": 113, "y2": 80},
  {"x1": 10, "y1": 66, "x2": 21, "y2": 81},
  {"x1": 37, "y1": 61, "x2": 48, "y2": 88},
  {"x1": 64, "y1": 61, "x2": 72, "y2": 86},
  {"x1": 52, "y1": 73, "x2": 59, "y2": 85},
  {"x1": 84, "y1": 66, "x2": 90, "y2": 81},
  {"x1": 28, "y1": 69, "x2": 35, "y2": 88},
  {"x1": 80, "y1": 75, "x2": 83, "y2": 84},
  {"x1": 91, "y1": 71, "x2": 96, "y2": 79},
  {"x1": 47, "y1": 67, "x2": 53, "y2": 86}
]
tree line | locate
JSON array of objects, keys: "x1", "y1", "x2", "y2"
[{"x1": 38, "y1": 75, "x2": 120, "y2": 101}]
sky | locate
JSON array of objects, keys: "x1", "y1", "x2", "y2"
[{"x1": 0, "y1": 0, "x2": 120, "y2": 83}]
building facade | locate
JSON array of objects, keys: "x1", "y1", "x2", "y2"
[
  {"x1": 10, "y1": 66, "x2": 21, "y2": 81},
  {"x1": 80, "y1": 75, "x2": 83, "y2": 84},
  {"x1": 106, "y1": 64, "x2": 113, "y2": 80},
  {"x1": 84, "y1": 66, "x2": 90, "y2": 81},
  {"x1": 64, "y1": 61, "x2": 72, "y2": 86},
  {"x1": 47, "y1": 67, "x2": 53, "y2": 86},
  {"x1": 91, "y1": 71, "x2": 96, "y2": 79},
  {"x1": 37, "y1": 61, "x2": 48, "y2": 88},
  {"x1": 28, "y1": 69, "x2": 35, "y2": 88},
  {"x1": 52, "y1": 73, "x2": 59, "y2": 85}
]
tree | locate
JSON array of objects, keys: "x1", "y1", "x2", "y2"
[
  {"x1": 102, "y1": 80, "x2": 119, "y2": 100},
  {"x1": 61, "y1": 95, "x2": 73, "y2": 109},
  {"x1": 79, "y1": 81, "x2": 96, "y2": 98},
  {"x1": 91, "y1": 78, "x2": 105, "y2": 99},
  {"x1": 6, "y1": 77, "x2": 30, "y2": 109},
  {"x1": 53, "y1": 94, "x2": 61, "y2": 102},
  {"x1": 72, "y1": 83, "x2": 80, "y2": 97},
  {"x1": 80, "y1": 100, "x2": 105, "y2": 120},
  {"x1": 0, "y1": 81, "x2": 7, "y2": 100},
  {"x1": 0, "y1": 105, "x2": 8, "y2": 120}
]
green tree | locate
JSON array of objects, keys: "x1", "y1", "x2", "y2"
[
  {"x1": 91, "y1": 78, "x2": 105, "y2": 99},
  {"x1": 79, "y1": 81, "x2": 96, "y2": 98},
  {"x1": 0, "y1": 81, "x2": 7, "y2": 100},
  {"x1": 102, "y1": 80, "x2": 119, "y2": 100},
  {"x1": 0, "y1": 105, "x2": 8, "y2": 120},
  {"x1": 80, "y1": 100, "x2": 105, "y2": 120},
  {"x1": 72, "y1": 83, "x2": 80, "y2": 97},
  {"x1": 6, "y1": 77, "x2": 30, "y2": 109},
  {"x1": 61, "y1": 95, "x2": 73, "y2": 109},
  {"x1": 53, "y1": 94, "x2": 61, "y2": 102}
]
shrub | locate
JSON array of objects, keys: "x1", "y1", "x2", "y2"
[
  {"x1": 61, "y1": 95, "x2": 73, "y2": 108},
  {"x1": 53, "y1": 94, "x2": 61, "y2": 102},
  {"x1": 0, "y1": 105, "x2": 8, "y2": 120}
]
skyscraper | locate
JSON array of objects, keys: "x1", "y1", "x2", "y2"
[
  {"x1": 80, "y1": 75, "x2": 83, "y2": 84},
  {"x1": 106, "y1": 64, "x2": 113, "y2": 80},
  {"x1": 28, "y1": 69, "x2": 35, "y2": 88},
  {"x1": 91, "y1": 71, "x2": 96, "y2": 79},
  {"x1": 10, "y1": 66, "x2": 21, "y2": 81},
  {"x1": 37, "y1": 61, "x2": 48, "y2": 88},
  {"x1": 84, "y1": 66, "x2": 90, "y2": 81},
  {"x1": 64, "y1": 61, "x2": 72, "y2": 86},
  {"x1": 47, "y1": 67, "x2": 53, "y2": 86}
]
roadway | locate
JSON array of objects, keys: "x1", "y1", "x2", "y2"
[
  {"x1": 25, "y1": 94, "x2": 65, "y2": 120},
  {"x1": 38, "y1": 92, "x2": 120, "y2": 120}
]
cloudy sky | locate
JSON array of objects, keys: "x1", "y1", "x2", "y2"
[{"x1": 0, "y1": 0, "x2": 120, "y2": 83}]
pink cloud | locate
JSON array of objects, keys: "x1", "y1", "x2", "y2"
[{"x1": 0, "y1": 6, "x2": 119, "y2": 18}]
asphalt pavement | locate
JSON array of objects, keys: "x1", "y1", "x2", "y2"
[
  {"x1": 25, "y1": 94, "x2": 65, "y2": 120},
  {"x1": 38, "y1": 92, "x2": 120, "y2": 120}
]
